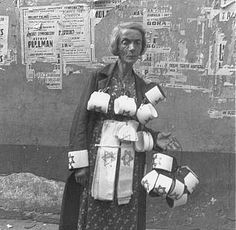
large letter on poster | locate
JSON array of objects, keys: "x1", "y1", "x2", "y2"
[{"x1": 0, "y1": 16, "x2": 9, "y2": 65}]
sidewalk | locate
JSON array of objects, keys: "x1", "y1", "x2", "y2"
[
  {"x1": 0, "y1": 220, "x2": 164, "y2": 230},
  {"x1": 0, "y1": 219, "x2": 58, "y2": 230}
]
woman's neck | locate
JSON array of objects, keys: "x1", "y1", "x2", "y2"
[{"x1": 117, "y1": 59, "x2": 133, "y2": 78}]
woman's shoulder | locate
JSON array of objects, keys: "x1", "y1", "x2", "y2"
[
  {"x1": 134, "y1": 71, "x2": 164, "y2": 93},
  {"x1": 134, "y1": 71, "x2": 155, "y2": 87},
  {"x1": 94, "y1": 63, "x2": 116, "y2": 77},
  {"x1": 89, "y1": 63, "x2": 116, "y2": 90}
]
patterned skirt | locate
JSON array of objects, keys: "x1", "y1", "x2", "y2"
[{"x1": 77, "y1": 119, "x2": 147, "y2": 230}]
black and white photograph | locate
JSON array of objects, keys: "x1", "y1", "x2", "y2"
[{"x1": 0, "y1": 0, "x2": 235, "y2": 229}]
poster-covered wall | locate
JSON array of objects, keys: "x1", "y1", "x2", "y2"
[
  {"x1": 0, "y1": 0, "x2": 235, "y2": 153},
  {"x1": 20, "y1": 3, "x2": 91, "y2": 89}
]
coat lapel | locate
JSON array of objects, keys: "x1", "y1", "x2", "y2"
[
  {"x1": 96, "y1": 62, "x2": 117, "y2": 90},
  {"x1": 133, "y1": 71, "x2": 146, "y2": 107}
]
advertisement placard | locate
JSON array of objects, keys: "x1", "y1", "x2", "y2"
[
  {"x1": 0, "y1": 16, "x2": 9, "y2": 65},
  {"x1": 20, "y1": 4, "x2": 91, "y2": 64}
]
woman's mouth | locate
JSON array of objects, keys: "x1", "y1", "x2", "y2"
[{"x1": 127, "y1": 56, "x2": 137, "y2": 58}]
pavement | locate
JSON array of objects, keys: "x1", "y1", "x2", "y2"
[
  {"x1": 0, "y1": 219, "x2": 58, "y2": 230},
  {"x1": 0, "y1": 220, "x2": 165, "y2": 230}
]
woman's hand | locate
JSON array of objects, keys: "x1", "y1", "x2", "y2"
[
  {"x1": 74, "y1": 167, "x2": 89, "y2": 186},
  {"x1": 156, "y1": 132, "x2": 182, "y2": 151}
]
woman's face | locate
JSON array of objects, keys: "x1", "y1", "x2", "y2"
[{"x1": 118, "y1": 28, "x2": 143, "y2": 65}]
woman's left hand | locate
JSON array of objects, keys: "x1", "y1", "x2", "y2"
[{"x1": 156, "y1": 132, "x2": 182, "y2": 151}]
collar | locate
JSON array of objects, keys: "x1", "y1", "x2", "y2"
[
  {"x1": 99, "y1": 62, "x2": 117, "y2": 77},
  {"x1": 99, "y1": 61, "x2": 139, "y2": 80}
]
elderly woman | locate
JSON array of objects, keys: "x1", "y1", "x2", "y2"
[{"x1": 59, "y1": 22, "x2": 178, "y2": 230}]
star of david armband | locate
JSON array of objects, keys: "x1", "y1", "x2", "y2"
[
  {"x1": 152, "y1": 153, "x2": 178, "y2": 172},
  {"x1": 68, "y1": 150, "x2": 89, "y2": 170}
]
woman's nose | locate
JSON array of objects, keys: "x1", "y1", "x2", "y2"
[{"x1": 128, "y1": 42, "x2": 135, "y2": 51}]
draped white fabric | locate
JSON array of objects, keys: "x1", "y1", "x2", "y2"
[{"x1": 91, "y1": 120, "x2": 138, "y2": 204}]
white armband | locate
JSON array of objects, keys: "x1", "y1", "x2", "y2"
[
  {"x1": 68, "y1": 150, "x2": 89, "y2": 170},
  {"x1": 134, "y1": 131, "x2": 154, "y2": 152}
]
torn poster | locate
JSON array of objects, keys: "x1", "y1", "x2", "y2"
[{"x1": 0, "y1": 16, "x2": 9, "y2": 65}]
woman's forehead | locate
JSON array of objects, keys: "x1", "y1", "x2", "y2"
[{"x1": 120, "y1": 28, "x2": 142, "y2": 40}]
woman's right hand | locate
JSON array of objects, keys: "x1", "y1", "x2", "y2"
[{"x1": 74, "y1": 167, "x2": 89, "y2": 186}]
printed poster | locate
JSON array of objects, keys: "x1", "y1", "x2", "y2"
[
  {"x1": 20, "y1": 4, "x2": 91, "y2": 64},
  {"x1": 20, "y1": 4, "x2": 91, "y2": 89},
  {"x1": 0, "y1": 16, "x2": 9, "y2": 65},
  {"x1": 26, "y1": 55, "x2": 62, "y2": 90},
  {"x1": 58, "y1": 4, "x2": 91, "y2": 64},
  {"x1": 92, "y1": 0, "x2": 126, "y2": 9},
  {"x1": 143, "y1": 7, "x2": 172, "y2": 30},
  {"x1": 160, "y1": 61, "x2": 204, "y2": 70}
]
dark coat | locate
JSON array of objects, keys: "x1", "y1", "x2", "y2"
[
  {"x1": 69, "y1": 62, "x2": 160, "y2": 153},
  {"x1": 59, "y1": 62, "x2": 162, "y2": 230}
]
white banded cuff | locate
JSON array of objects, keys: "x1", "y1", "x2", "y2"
[
  {"x1": 135, "y1": 131, "x2": 154, "y2": 152},
  {"x1": 68, "y1": 150, "x2": 89, "y2": 170}
]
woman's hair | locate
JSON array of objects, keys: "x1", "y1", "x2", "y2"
[{"x1": 110, "y1": 22, "x2": 147, "y2": 56}]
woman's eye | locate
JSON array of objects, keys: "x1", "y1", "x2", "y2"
[{"x1": 121, "y1": 40, "x2": 129, "y2": 46}]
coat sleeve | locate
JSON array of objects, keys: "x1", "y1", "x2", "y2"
[{"x1": 67, "y1": 72, "x2": 97, "y2": 170}]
